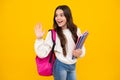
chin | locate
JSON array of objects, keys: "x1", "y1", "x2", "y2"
[{"x1": 58, "y1": 25, "x2": 63, "y2": 27}]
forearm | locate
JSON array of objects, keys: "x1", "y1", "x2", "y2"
[{"x1": 34, "y1": 39, "x2": 51, "y2": 58}]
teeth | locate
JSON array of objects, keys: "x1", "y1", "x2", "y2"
[{"x1": 58, "y1": 21, "x2": 62, "y2": 23}]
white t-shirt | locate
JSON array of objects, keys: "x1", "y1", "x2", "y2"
[{"x1": 34, "y1": 28, "x2": 85, "y2": 64}]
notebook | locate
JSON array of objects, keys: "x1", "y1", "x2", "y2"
[{"x1": 72, "y1": 31, "x2": 89, "y2": 59}]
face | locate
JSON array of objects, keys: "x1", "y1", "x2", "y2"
[{"x1": 55, "y1": 9, "x2": 67, "y2": 29}]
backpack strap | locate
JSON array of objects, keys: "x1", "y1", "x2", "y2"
[
  {"x1": 52, "y1": 30, "x2": 56, "y2": 43},
  {"x1": 49, "y1": 29, "x2": 56, "y2": 63},
  {"x1": 48, "y1": 29, "x2": 56, "y2": 47}
]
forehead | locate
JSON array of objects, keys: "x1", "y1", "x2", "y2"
[{"x1": 56, "y1": 9, "x2": 64, "y2": 14}]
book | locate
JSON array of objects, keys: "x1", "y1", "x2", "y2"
[{"x1": 72, "y1": 31, "x2": 89, "y2": 59}]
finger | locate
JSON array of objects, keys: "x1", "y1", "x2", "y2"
[
  {"x1": 35, "y1": 24, "x2": 39, "y2": 31},
  {"x1": 73, "y1": 50, "x2": 76, "y2": 55},
  {"x1": 39, "y1": 23, "x2": 43, "y2": 31},
  {"x1": 37, "y1": 23, "x2": 41, "y2": 28},
  {"x1": 72, "y1": 50, "x2": 75, "y2": 53},
  {"x1": 43, "y1": 30, "x2": 46, "y2": 34},
  {"x1": 35, "y1": 23, "x2": 42, "y2": 31},
  {"x1": 41, "y1": 30, "x2": 45, "y2": 36},
  {"x1": 35, "y1": 23, "x2": 39, "y2": 31}
]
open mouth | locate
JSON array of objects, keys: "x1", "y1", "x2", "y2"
[{"x1": 57, "y1": 21, "x2": 63, "y2": 24}]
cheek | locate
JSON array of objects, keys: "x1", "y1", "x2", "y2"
[
  {"x1": 63, "y1": 17, "x2": 67, "y2": 22},
  {"x1": 64, "y1": 19, "x2": 67, "y2": 24},
  {"x1": 55, "y1": 17, "x2": 57, "y2": 21}
]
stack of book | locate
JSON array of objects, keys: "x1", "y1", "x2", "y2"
[{"x1": 72, "y1": 31, "x2": 89, "y2": 59}]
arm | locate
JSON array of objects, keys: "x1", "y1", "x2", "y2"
[
  {"x1": 72, "y1": 28, "x2": 86, "y2": 58},
  {"x1": 34, "y1": 23, "x2": 53, "y2": 58}
]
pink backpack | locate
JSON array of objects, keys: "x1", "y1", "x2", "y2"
[{"x1": 35, "y1": 29, "x2": 56, "y2": 76}]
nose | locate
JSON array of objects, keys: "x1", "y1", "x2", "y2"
[{"x1": 56, "y1": 15, "x2": 61, "y2": 20}]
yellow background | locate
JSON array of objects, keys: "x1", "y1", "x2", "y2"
[{"x1": 0, "y1": 0, "x2": 120, "y2": 80}]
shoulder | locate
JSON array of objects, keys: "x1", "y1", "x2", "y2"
[
  {"x1": 77, "y1": 27, "x2": 82, "y2": 37},
  {"x1": 77, "y1": 27, "x2": 81, "y2": 33},
  {"x1": 46, "y1": 29, "x2": 56, "y2": 39},
  {"x1": 48, "y1": 29, "x2": 56, "y2": 31},
  {"x1": 48, "y1": 29, "x2": 56, "y2": 35}
]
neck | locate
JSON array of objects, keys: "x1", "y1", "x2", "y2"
[{"x1": 62, "y1": 25, "x2": 67, "y2": 30}]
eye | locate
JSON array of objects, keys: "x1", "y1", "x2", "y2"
[{"x1": 60, "y1": 14, "x2": 64, "y2": 17}]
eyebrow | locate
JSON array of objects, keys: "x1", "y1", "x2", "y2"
[{"x1": 56, "y1": 12, "x2": 64, "y2": 15}]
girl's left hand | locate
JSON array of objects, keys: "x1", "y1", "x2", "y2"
[{"x1": 72, "y1": 49, "x2": 82, "y2": 58}]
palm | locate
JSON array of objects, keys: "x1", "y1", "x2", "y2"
[{"x1": 35, "y1": 23, "x2": 45, "y2": 39}]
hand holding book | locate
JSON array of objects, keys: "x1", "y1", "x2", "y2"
[
  {"x1": 72, "y1": 49, "x2": 82, "y2": 58},
  {"x1": 72, "y1": 31, "x2": 89, "y2": 59}
]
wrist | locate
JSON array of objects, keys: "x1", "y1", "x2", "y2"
[{"x1": 36, "y1": 36, "x2": 43, "y2": 40}]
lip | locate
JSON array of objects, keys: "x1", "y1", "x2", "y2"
[
  {"x1": 57, "y1": 20, "x2": 62, "y2": 22},
  {"x1": 57, "y1": 21, "x2": 63, "y2": 25},
  {"x1": 57, "y1": 21, "x2": 63, "y2": 23},
  {"x1": 56, "y1": 21, "x2": 63, "y2": 26}
]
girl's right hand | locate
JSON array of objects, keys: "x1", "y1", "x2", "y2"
[{"x1": 35, "y1": 23, "x2": 45, "y2": 39}]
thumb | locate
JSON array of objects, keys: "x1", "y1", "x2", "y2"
[{"x1": 41, "y1": 30, "x2": 46, "y2": 36}]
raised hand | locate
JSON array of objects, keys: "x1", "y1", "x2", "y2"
[{"x1": 35, "y1": 23, "x2": 45, "y2": 39}]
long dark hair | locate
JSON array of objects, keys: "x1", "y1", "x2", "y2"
[{"x1": 53, "y1": 5, "x2": 78, "y2": 56}]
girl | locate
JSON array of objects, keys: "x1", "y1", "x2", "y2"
[{"x1": 34, "y1": 5, "x2": 85, "y2": 80}]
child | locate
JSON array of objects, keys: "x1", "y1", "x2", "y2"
[{"x1": 34, "y1": 5, "x2": 85, "y2": 80}]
